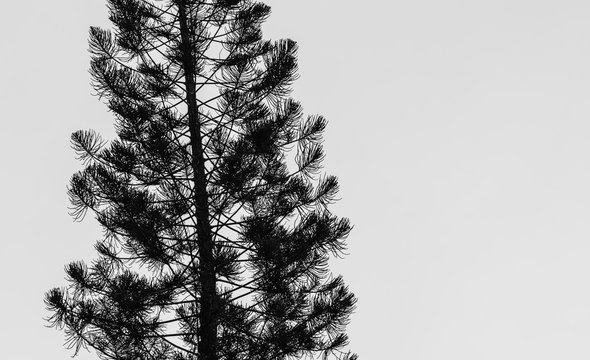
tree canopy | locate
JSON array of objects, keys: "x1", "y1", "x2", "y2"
[{"x1": 46, "y1": 1, "x2": 357, "y2": 359}]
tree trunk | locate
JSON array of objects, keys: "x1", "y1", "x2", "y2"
[{"x1": 178, "y1": 4, "x2": 218, "y2": 360}]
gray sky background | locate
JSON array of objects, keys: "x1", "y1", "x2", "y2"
[{"x1": 3, "y1": 1, "x2": 590, "y2": 359}]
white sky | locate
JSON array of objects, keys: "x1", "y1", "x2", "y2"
[{"x1": 3, "y1": 0, "x2": 590, "y2": 359}]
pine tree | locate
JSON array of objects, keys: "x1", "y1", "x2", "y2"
[{"x1": 45, "y1": 1, "x2": 357, "y2": 359}]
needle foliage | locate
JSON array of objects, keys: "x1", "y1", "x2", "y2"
[{"x1": 45, "y1": 1, "x2": 357, "y2": 359}]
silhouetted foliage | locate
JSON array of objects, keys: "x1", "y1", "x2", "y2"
[{"x1": 45, "y1": 1, "x2": 356, "y2": 359}]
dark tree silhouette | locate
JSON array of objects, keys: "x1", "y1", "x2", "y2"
[{"x1": 45, "y1": 1, "x2": 357, "y2": 359}]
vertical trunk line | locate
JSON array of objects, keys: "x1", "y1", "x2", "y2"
[{"x1": 178, "y1": 4, "x2": 217, "y2": 360}]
